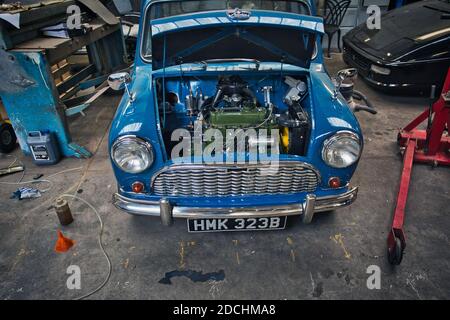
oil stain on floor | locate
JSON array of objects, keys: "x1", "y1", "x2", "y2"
[{"x1": 159, "y1": 270, "x2": 226, "y2": 285}]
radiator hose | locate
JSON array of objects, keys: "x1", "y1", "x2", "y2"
[{"x1": 352, "y1": 90, "x2": 378, "y2": 115}]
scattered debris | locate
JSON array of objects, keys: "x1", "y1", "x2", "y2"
[
  {"x1": 286, "y1": 236, "x2": 296, "y2": 262},
  {"x1": 11, "y1": 187, "x2": 41, "y2": 200},
  {"x1": 178, "y1": 241, "x2": 186, "y2": 269},
  {"x1": 331, "y1": 234, "x2": 352, "y2": 259},
  {"x1": 232, "y1": 240, "x2": 240, "y2": 265},
  {"x1": 209, "y1": 279, "x2": 226, "y2": 299},
  {"x1": 406, "y1": 272, "x2": 428, "y2": 300}
]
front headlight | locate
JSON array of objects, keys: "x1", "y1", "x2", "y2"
[
  {"x1": 370, "y1": 64, "x2": 391, "y2": 75},
  {"x1": 322, "y1": 131, "x2": 362, "y2": 168},
  {"x1": 112, "y1": 136, "x2": 154, "y2": 173}
]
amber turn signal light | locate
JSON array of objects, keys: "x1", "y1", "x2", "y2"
[
  {"x1": 329, "y1": 177, "x2": 341, "y2": 189},
  {"x1": 132, "y1": 182, "x2": 145, "y2": 193}
]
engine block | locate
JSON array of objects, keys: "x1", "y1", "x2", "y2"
[{"x1": 209, "y1": 107, "x2": 270, "y2": 130}]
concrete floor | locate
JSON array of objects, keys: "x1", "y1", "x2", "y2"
[{"x1": 0, "y1": 55, "x2": 449, "y2": 300}]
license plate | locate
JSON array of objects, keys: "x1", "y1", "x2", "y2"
[{"x1": 187, "y1": 217, "x2": 287, "y2": 233}]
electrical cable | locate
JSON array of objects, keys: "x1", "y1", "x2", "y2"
[
  {"x1": 47, "y1": 167, "x2": 83, "y2": 179},
  {"x1": 0, "y1": 179, "x2": 53, "y2": 192},
  {"x1": 0, "y1": 155, "x2": 52, "y2": 192},
  {"x1": 0, "y1": 164, "x2": 84, "y2": 193},
  {"x1": 59, "y1": 194, "x2": 112, "y2": 301}
]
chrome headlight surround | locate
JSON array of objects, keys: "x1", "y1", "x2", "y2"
[
  {"x1": 370, "y1": 64, "x2": 391, "y2": 75},
  {"x1": 322, "y1": 131, "x2": 362, "y2": 169},
  {"x1": 111, "y1": 135, "x2": 154, "y2": 174}
]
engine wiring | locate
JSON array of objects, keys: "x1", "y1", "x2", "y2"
[{"x1": 0, "y1": 179, "x2": 53, "y2": 192}]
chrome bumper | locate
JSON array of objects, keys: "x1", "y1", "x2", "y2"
[{"x1": 113, "y1": 187, "x2": 358, "y2": 226}]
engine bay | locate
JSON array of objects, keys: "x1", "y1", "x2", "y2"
[{"x1": 155, "y1": 73, "x2": 312, "y2": 158}]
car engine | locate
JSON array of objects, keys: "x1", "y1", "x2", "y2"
[
  {"x1": 202, "y1": 76, "x2": 273, "y2": 130},
  {"x1": 158, "y1": 74, "x2": 312, "y2": 157}
]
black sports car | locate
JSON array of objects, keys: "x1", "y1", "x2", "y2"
[{"x1": 343, "y1": 0, "x2": 450, "y2": 95}]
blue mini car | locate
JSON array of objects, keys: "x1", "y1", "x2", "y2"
[{"x1": 109, "y1": 0, "x2": 363, "y2": 233}]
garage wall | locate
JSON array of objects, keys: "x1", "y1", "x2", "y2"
[
  {"x1": 109, "y1": 0, "x2": 389, "y2": 50},
  {"x1": 318, "y1": 0, "x2": 390, "y2": 49}
]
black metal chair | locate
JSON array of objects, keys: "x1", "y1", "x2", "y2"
[
  {"x1": 106, "y1": 0, "x2": 141, "y2": 61},
  {"x1": 323, "y1": 0, "x2": 351, "y2": 58}
]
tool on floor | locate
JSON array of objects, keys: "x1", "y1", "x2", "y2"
[
  {"x1": 55, "y1": 198, "x2": 74, "y2": 226},
  {"x1": 388, "y1": 67, "x2": 450, "y2": 265},
  {"x1": 33, "y1": 174, "x2": 44, "y2": 180},
  {"x1": 0, "y1": 165, "x2": 24, "y2": 177},
  {"x1": 55, "y1": 230, "x2": 75, "y2": 253}
]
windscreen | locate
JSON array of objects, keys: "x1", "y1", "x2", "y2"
[
  {"x1": 149, "y1": 0, "x2": 310, "y2": 20},
  {"x1": 142, "y1": 0, "x2": 312, "y2": 62}
]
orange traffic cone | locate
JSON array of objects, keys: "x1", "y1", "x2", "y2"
[{"x1": 54, "y1": 230, "x2": 75, "y2": 253}]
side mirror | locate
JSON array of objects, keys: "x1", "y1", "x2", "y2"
[
  {"x1": 333, "y1": 68, "x2": 358, "y2": 99},
  {"x1": 337, "y1": 68, "x2": 358, "y2": 82},
  {"x1": 108, "y1": 72, "x2": 131, "y2": 91},
  {"x1": 108, "y1": 72, "x2": 134, "y2": 102}
]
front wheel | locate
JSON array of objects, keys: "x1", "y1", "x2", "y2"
[
  {"x1": 388, "y1": 237, "x2": 404, "y2": 265},
  {"x1": 0, "y1": 123, "x2": 17, "y2": 153}
]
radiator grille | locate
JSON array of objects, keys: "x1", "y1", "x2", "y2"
[
  {"x1": 344, "y1": 45, "x2": 371, "y2": 71},
  {"x1": 152, "y1": 163, "x2": 320, "y2": 197}
]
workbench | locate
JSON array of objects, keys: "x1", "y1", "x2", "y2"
[{"x1": 0, "y1": 0, "x2": 128, "y2": 158}]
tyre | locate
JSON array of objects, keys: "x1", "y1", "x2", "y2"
[
  {"x1": 388, "y1": 237, "x2": 404, "y2": 265},
  {"x1": 0, "y1": 123, "x2": 17, "y2": 153}
]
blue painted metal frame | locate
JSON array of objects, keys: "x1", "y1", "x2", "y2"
[
  {"x1": 0, "y1": 51, "x2": 91, "y2": 158},
  {"x1": 0, "y1": 15, "x2": 128, "y2": 158},
  {"x1": 109, "y1": 0, "x2": 362, "y2": 210}
]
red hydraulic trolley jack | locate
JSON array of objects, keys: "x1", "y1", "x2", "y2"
[{"x1": 387, "y1": 68, "x2": 450, "y2": 265}]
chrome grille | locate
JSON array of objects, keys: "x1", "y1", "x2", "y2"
[
  {"x1": 344, "y1": 45, "x2": 371, "y2": 71},
  {"x1": 152, "y1": 162, "x2": 320, "y2": 197}
]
